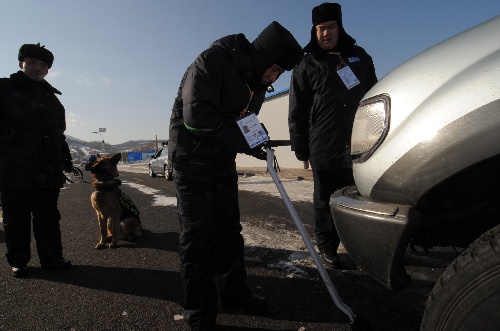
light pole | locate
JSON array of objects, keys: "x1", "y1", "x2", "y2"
[{"x1": 92, "y1": 128, "x2": 106, "y2": 154}]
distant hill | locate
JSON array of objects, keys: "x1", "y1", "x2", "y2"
[{"x1": 66, "y1": 135, "x2": 167, "y2": 163}]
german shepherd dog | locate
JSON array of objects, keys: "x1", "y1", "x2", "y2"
[{"x1": 88, "y1": 153, "x2": 142, "y2": 249}]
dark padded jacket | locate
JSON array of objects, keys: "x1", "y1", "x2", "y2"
[
  {"x1": 0, "y1": 71, "x2": 72, "y2": 190},
  {"x1": 289, "y1": 45, "x2": 377, "y2": 170},
  {"x1": 168, "y1": 34, "x2": 267, "y2": 176}
]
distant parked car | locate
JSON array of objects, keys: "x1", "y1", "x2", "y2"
[{"x1": 149, "y1": 147, "x2": 173, "y2": 180}]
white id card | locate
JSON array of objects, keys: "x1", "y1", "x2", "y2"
[
  {"x1": 337, "y1": 65, "x2": 360, "y2": 90},
  {"x1": 236, "y1": 114, "x2": 269, "y2": 148}
]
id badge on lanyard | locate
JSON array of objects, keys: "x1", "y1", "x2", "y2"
[
  {"x1": 330, "y1": 51, "x2": 360, "y2": 90},
  {"x1": 337, "y1": 65, "x2": 360, "y2": 90},
  {"x1": 236, "y1": 113, "x2": 269, "y2": 149}
]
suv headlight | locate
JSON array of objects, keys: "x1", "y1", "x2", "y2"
[{"x1": 351, "y1": 94, "x2": 390, "y2": 163}]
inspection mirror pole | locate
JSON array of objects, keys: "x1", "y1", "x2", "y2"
[{"x1": 265, "y1": 142, "x2": 355, "y2": 323}]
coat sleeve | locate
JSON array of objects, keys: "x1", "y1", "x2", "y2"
[
  {"x1": 182, "y1": 49, "x2": 253, "y2": 154},
  {"x1": 0, "y1": 81, "x2": 15, "y2": 141},
  {"x1": 57, "y1": 103, "x2": 73, "y2": 171},
  {"x1": 288, "y1": 60, "x2": 311, "y2": 153}
]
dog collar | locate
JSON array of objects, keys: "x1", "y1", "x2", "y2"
[{"x1": 92, "y1": 179, "x2": 122, "y2": 191}]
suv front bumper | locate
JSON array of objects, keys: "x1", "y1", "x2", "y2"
[{"x1": 330, "y1": 186, "x2": 422, "y2": 291}]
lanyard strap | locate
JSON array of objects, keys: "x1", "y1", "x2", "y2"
[
  {"x1": 327, "y1": 51, "x2": 346, "y2": 69},
  {"x1": 240, "y1": 79, "x2": 254, "y2": 117}
]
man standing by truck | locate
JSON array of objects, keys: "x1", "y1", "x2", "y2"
[{"x1": 288, "y1": 2, "x2": 377, "y2": 267}]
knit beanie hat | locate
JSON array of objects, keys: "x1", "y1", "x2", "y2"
[
  {"x1": 250, "y1": 21, "x2": 303, "y2": 80},
  {"x1": 303, "y1": 2, "x2": 356, "y2": 53},
  {"x1": 18, "y1": 43, "x2": 54, "y2": 68}
]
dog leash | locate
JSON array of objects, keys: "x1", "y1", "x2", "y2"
[
  {"x1": 64, "y1": 173, "x2": 92, "y2": 184},
  {"x1": 63, "y1": 166, "x2": 92, "y2": 184}
]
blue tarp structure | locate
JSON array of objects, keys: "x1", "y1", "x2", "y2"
[
  {"x1": 127, "y1": 152, "x2": 142, "y2": 162},
  {"x1": 127, "y1": 150, "x2": 155, "y2": 162}
]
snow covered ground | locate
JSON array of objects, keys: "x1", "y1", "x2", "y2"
[
  {"x1": 117, "y1": 164, "x2": 320, "y2": 276},
  {"x1": 118, "y1": 163, "x2": 314, "y2": 204}
]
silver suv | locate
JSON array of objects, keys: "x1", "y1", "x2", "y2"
[
  {"x1": 331, "y1": 16, "x2": 500, "y2": 330},
  {"x1": 148, "y1": 146, "x2": 173, "y2": 181}
]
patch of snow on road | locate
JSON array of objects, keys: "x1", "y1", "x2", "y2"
[
  {"x1": 121, "y1": 180, "x2": 177, "y2": 206},
  {"x1": 119, "y1": 164, "x2": 313, "y2": 203},
  {"x1": 238, "y1": 176, "x2": 313, "y2": 203},
  {"x1": 118, "y1": 164, "x2": 317, "y2": 276},
  {"x1": 242, "y1": 223, "x2": 316, "y2": 277}
]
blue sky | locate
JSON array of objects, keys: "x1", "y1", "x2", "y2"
[{"x1": 1, "y1": 1, "x2": 498, "y2": 144}]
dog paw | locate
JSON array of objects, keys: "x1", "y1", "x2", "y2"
[
  {"x1": 95, "y1": 243, "x2": 106, "y2": 250},
  {"x1": 108, "y1": 243, "x2": 119, "y2": 249}
]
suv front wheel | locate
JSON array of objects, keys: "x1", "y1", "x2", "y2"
[
  {"x1": 420, "y1": 223, "x2": 500, "y2": 330},
  {"x1": 149, "y1": 165, "x2": 157, "y2": 178},
  {"x1": 164, "y1": 165, "x2": 173, "y2": 181}
]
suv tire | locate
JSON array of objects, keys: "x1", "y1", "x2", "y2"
[
  {"x1": 149, "y1": 165, "x2": 157, "y2": 178},
  {"x1": 164, "y1": 165, "x2": 173, "y2": 181},
  {"x1": 420, "y1": 223, "x2": 500, "y2": 331}
]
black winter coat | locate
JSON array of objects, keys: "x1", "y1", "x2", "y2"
[
  {"x1": 0, "y1": 71, "x2": 72, "y2": 190},
  {"x1": 288, "y1": 45, "x2": 377, "y2": 170},
  {"x1": 168, "y1": 34, "x2": 267, "y2": 176}
]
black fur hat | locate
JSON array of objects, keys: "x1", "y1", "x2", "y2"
[
  {"x1": 312, "y1": 2, "x2": 342, "y2": 26},
  {"x1": 251, "y1": 21, "x2": 303, "y2": 74},
  {"x1": 18, "y1": 43, "x2": 54, "y2": 68},
  {"x1": 303, "y1": 2, "x2": 356, "y2": 53}
]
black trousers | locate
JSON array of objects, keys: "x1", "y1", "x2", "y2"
[
  {"x1": 1, "y1": 188, "x2": 63, "y2": 267},
  {"x1": 312, "y1": 168, "x2": 354, "y2": 254},
  {"x1": 174, "y1": 169, "x2": 250, "y2": 331}
]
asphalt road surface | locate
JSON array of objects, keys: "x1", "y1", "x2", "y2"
[{"x1": 0, "y1": 167, "x2": 457, "y2": 331}]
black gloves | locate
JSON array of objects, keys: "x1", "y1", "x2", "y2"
[
  {"x1": 247, "y1": 145, "x2": 267, "y2": 160},
  {"x1": 294, "y1": 147, "x2": 310, "y2": 161},
  {"x1": 62, "y1": 158, "x2": 74, "y2": 173},
  {"x1": 244, "y1": 122, "x2": 269, "y2": 160}
]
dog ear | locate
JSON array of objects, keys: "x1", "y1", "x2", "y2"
[
  {"x1": 97, "y1": 153, "x2": 101, "y2": 158},
  {"x1": 111, "y1": 153, "x2": 122, "y2": 165}
]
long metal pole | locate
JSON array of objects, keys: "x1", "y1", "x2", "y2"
[{"x1": 266, "y1": 146, "x2": 355, "y2": 323}]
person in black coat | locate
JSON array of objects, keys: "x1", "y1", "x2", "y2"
[
  {"x1": 169, "y1": 22, "x2": 302, "y2": 331},
  {"x1": 288, "y1": 3, "x2": 378, "y2": 268},
  {"x1": 0, "y1": 43, "x2": 73, "y2": 277}
]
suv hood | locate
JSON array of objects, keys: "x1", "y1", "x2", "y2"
[{"x1": 354, "y1": 15, "x2": 500, "y2": 202}]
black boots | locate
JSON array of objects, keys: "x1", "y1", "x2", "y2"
[
  {"x1": 11, "y1": 265, "x2": 29, "y2": 277},
  {"x1": 10, "y1": 257, "x2": 71, "y2": 277},
  {"x1": 320, "y1": 251, "x2": 340, "y2": 268},
  {"x1": 220, "y1": 292, "x2": 269, "y2": 314},
  {"x1": 40, "y1": 257, "x2": 72, "y2": 270}
]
